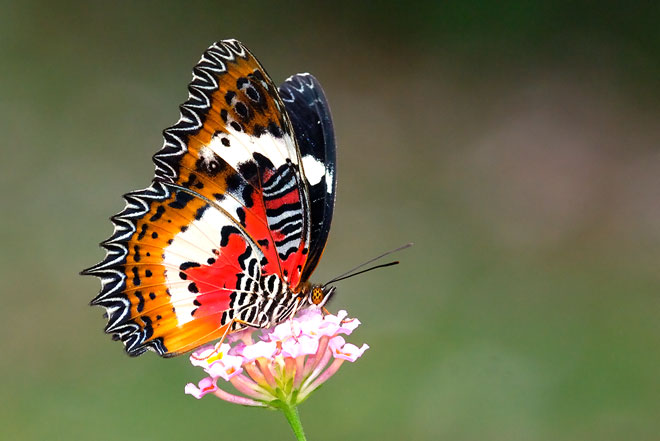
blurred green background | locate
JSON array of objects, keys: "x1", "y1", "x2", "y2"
[{"x1": 2, "y1": 1, "x2": 659, "y2": 440}]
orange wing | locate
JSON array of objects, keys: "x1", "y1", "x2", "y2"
[{"x1": 84, "y1": 40, "x2": 314, "y2": 356}]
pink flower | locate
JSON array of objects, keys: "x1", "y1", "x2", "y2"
[{"x1": 185, "y1": 309, "x2": 369, "y2": 407}]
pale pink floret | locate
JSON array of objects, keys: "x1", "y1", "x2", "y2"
[
  {"x1": 280, "y1": 334, "x2": 319, "y2": 358},
  {"x1": 185, "y1": 376, "x2": 217, "y2": 399},
  {"x1": 185, "y1": 308, "x2": 368, "y2": 407},
  {"x1": 206, "y1": 354, "x2": 244, "y2": 381},
  {"x1": 188, "y1": 343, "x2": 244, "y2": 381},
  {"x1": 240, "y1": 340, "x2": 278, "y2": 361},
  {"x1": 189, "y1": 343, "x2": 233, "y2": 367},
  {"x1": 189, "y1": 344, "x2": 227, "y2": 368},
  {"x1": 329, "y1": 336, "x2": 370, "y2": 362}
]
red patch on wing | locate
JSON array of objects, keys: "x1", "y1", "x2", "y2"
[{"x1": 183, "y1": 228, "x2": 280, "y2": 320}]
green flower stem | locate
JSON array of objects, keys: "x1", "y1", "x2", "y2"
[{"x1": 281, "y1": 404, "x2": 307, "y2": 441}]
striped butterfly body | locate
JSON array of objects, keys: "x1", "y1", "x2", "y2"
[{"x1": 83, "y1": 40, "x2": 337, "y2": 357}]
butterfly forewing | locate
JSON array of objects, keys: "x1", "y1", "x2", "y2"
[{"x1": 155, "y1": 41, "x2": 311, "y2": 286}]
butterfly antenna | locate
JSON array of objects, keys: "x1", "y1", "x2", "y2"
[{"x1": 323, "y1": 243, "x2": 413, "y2": 287}]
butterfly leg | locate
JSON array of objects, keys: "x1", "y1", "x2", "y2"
[
  {"x1": 233, "y1": 318, "x2": 261, "y2": 329},
  {"x1": 321, "y1": 307, "x2": 349, "y2": 325},
  {"x1": 189, "y1": 320, "x2": 237, "y2": 361}
]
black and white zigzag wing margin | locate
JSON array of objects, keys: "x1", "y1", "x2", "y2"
[{"x1": 82, "y1": 182, "x2": 174, "y2": 356}]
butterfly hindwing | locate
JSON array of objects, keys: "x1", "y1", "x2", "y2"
[{"x1": 279, "y1": 74, "x2": 337, "y2": 281}]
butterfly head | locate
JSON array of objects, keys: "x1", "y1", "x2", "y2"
[{"x1": 301, "y1": 283, "x2": 336, "y2": 309}]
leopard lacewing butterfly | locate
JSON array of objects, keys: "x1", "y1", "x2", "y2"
[{"x1": 83, "y1": 40, "x2": 338, "y2": 357}]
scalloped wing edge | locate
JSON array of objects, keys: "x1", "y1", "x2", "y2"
[
  {"x1": 153, "y1": 39, "x2": 247, "y2": 182},
  {"x1": 82, "y1": 40, "x2": 249, "y2": 357}
]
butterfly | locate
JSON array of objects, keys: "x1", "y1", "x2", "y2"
[{"x1": 83, "y1": 39, "x2": 337, "y2": 357}]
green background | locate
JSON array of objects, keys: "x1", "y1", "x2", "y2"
[{"x1": 2, "y1": 1, "x2": 659, "y2": 440}]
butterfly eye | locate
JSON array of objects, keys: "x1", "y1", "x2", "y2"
[{"x1": 311, "y1": 287, "x2": 324, "y2": 305}]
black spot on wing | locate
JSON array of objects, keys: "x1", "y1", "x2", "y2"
[
  {"x1": 267, "y1": 121, "x2": 283, "y2": 138},
  {"x1": 251, "y1": 69, "x2": 265, "y2": 82},
  {"x1": 132, "y1": 267, "x2": 141, "y2": 286},
  {"x1": 180, "y1": 261, "x2": 201, "y2": 271},
  {"x1": 168, "y1": 191, "x2": 195, "y2": 210},
  {"x1": 137, "y1": 224, "x2": 148, "y2": 240},
  {"x1": 235, "y1": 101, "x2": 250, "y2": 121},
  {"x1": 226, "y1": 173, "x2": 241, "y2": 192},
  {"x1": 220, "y1": 225, "x2": 241, "y2": 247},
  {"x1": 149, "y1": 205, "x2": 166, "y2": 222},
  {"x1": 195, "y1": 204, "x2": 209, "y2": 221},
  {"x1": 238, "y1": 161, "x2": 258, "y2": 183},
  {"x1": 195, "y1": 151, "x2": 227, "y2": 177},
  {"x1": 252, "y1": 124, "x2": 265, "y2": 137},
  {"x1": 246, "y1": 86, "x2": 260, "y2": 102},
  {"x1": 135, "y1": 290, "x2": 145, "y2": 312},
  {"x1": 237, "y1": 207, "x2": 246, "y2": 227},
  {"x1": 253, "y1": 152, "x2": 275, "y2": 170},
  {"x1": 181, "y1": 172, "x2": 203, "y2": 190},
  {"x1": 225, "y1": 90, "x2": 236, "y2": 105},
  {"x1": 242, "y1": 186, "x2": 254, "y2": 208}
]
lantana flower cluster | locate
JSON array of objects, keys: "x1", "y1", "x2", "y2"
[{"x1": 185, "y1": 309, "x2": 369, "y2": 407}]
